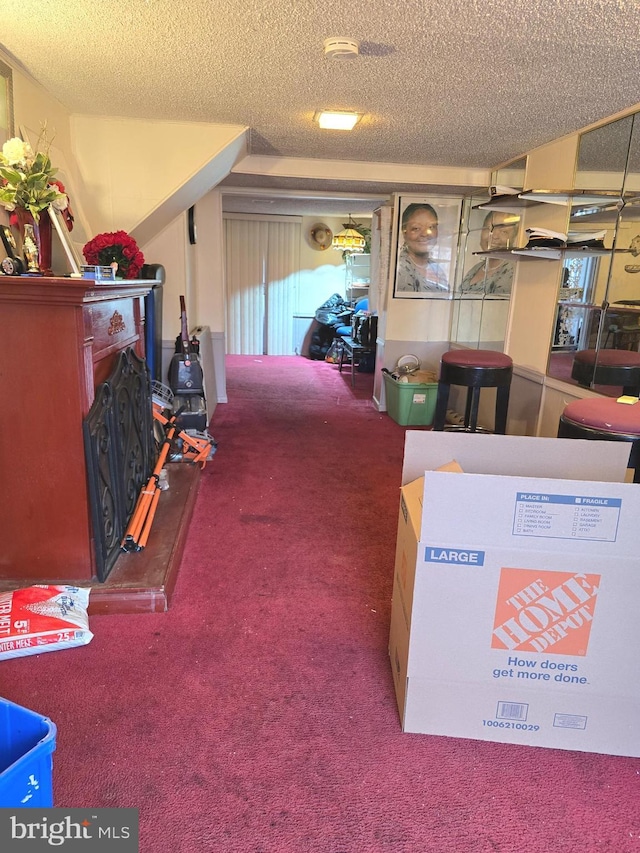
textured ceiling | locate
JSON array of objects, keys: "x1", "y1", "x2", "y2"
[{"x1": 3, "y1": 0, "x2": 640, "y2": 212}]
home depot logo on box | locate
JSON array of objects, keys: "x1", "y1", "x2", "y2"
[{"x1": 491, "y1": 568, "x2": 600, "y2": 655}]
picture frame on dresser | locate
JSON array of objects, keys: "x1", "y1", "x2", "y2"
[{"x1": 49, "y1": 205, "x2": 83, "y2": 276}]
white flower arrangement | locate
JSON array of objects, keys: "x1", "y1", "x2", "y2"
[{"x1": 0, "y1": 133, "x2": 68, "y2": 220}]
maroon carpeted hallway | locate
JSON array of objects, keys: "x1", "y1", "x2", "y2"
[{"x1": 3, "y1": 355, "x2": 639, "y2": 852}]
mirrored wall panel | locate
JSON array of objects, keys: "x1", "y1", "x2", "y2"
[
  {"x1": 493, "y1": 156, "x2": 527, "y2": 192},
  {"x1": 574, "y1": 114, "x2": 633, "y2": 193},
  {"x1": 547, "y1": 111, "x2": 640, "y2": 397},
  {"x1": 450, "y1": 157, "x2": 525, "y2": 352},
  {"x1": 623, "y1": 115, "x2": 640, "y2": 194}
]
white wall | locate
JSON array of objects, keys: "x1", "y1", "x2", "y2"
[
  {"x1": 296, "y1": 215, "x2": 354, "y2": 313},
  {"x1": 70, "y1": 115, "x2": 247, "y2": 238},
  {"x1": 141, "y1": 213, "x2": 189, "y2": 325},
  {"x1": 6, "y1": 49, "x2": 83, "y2": 242}
]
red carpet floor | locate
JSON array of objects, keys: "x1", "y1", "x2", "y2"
[{"x1": 3, "y1": 355, "x2": 639, "y2": 852}]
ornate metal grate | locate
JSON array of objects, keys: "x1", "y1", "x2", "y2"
[{"x1": 83, "y1": 349, "x2": 155, "y2": 582}]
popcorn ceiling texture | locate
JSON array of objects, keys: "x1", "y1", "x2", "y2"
[{"x1": 2, "y1": 0, "x2": 639, "y2": 168}]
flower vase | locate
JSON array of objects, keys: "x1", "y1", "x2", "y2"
[
  {"x1": 14, "y1": 208, "x2": 53, "y2": 276},
  {"x1": 37, "y1": 211, "x2": 53, "y2": 276},
  {"x1": 23, "y1": 225, "x2": 40, "y2": 274}
]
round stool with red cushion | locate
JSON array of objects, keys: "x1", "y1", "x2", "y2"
[
  {"x1": 432, "y1": 349, "x2": 513, "y2": 433},
  {"x1": 571, "y1": 349, "x2": 640, "y2": 395},
  {"x1": 558, "y1": 397, "x2": 640, "y2": 482}
]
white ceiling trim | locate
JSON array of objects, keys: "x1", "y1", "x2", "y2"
[
  {"x1": 221, "y1": 186, "x2": 388, "y2": 202},
  {"x1": 223, "y1": 212, "x2": 304, "y2": 223},
  {"x1": 233, "y1": 155, "x2": 490, "y2": 190}
]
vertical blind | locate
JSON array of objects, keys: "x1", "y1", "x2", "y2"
[{"x1": 224, "y1": 216, "x2": 301, "y2": 355}]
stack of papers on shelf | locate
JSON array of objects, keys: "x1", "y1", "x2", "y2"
[
  {"x1": 489, "y1": 185, "x2": 520, "y2": 197},
  {"x1": 566, "y1": 230, "x2": 607, "y2": 249},
  {"x1": 479, "y1": 186, "x2": 526, "y2": 213},
  {"x1": 525, "y1": 227, "x2": 567, "y2": 248}
]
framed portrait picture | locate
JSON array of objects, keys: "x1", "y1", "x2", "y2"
[
  {"x1": 49, "y1": 206, "x2": 83, "y2": 276},
  {"x1": 392, "y1": 195, "x2": 463, "y2": 299},
  {"x1": 0, "y1": 60, "x2": 13, "y2": 149}
]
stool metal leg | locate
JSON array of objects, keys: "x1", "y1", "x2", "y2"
[
  {"x1": 463, "y1": 388, "x2": 473, "y2": 430},
  {"x1": 433, "y1": 382, "x2": 450, "y2": 431},
  {"x1": 495, "y1": 386, "x2": 511, "y2": 435},
  {"x1": 467, "y1": 386, "x2": 482, "y2": 432}
]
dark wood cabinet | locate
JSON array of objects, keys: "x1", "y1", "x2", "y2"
[{"x1": 0, "y1": 276, "x2": 151, "y2": 583}]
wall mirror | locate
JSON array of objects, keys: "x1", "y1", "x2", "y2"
[
  {"x1": 547, "y1": 111, "x2": 640, "y2": 396},
  {"x1": 450, "y1": 156, "x2": 526, "y2": 351},
  {"x1": 493, "y1": 156, "x2": 527, "y2": 192},
  {"x1": 574, "y1": 114, "x2": 633, "y2": 192},
  {"x1": 623, "y1": 114, "x2": 640, "y2": 194}
]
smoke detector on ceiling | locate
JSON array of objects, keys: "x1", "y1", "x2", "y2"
[{"x1": 324, "y1": 37, "x2": 360, "y2": 59}]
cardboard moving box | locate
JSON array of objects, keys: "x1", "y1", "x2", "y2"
[{"x1": 389, "y1": 431, "x2": 640, "y2": 757}]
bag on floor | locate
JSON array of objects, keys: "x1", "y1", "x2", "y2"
[
  {"x1": 0, "y1": 585, "x2": 93, "y2": 661},
  {"x1": 325, "y1": 338, "x2": 343, "y2": 364},
  {"x1": 315, "y1": 293, "x2": 352, "y2": 327}
]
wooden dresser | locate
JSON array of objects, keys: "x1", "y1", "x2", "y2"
[{"x1": 0, "y1": 276, "x2": 152, "y2": 584}]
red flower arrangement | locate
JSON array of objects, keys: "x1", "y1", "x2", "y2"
[
  {"x1": 83, "y1": 230, "x2": 145, "y2": 279},
  {"x1": 49, "y1": 180, "x2": 75, "y2": 231}
]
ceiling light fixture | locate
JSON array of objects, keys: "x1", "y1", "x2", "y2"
[
  {"x1": 332, "y1": 214, "x2": 366, "y2": 254},
  {"x1": 315, "y1": 110, "x2": 361, "y2": 131}
]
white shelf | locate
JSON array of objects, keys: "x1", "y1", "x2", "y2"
[
  {"x1": 519, "y1": 190, "x2": 623, "y2": 207},
  {"x1": 474, "y1": 196, "x2": 537, "y2": 214},
  {"x1": 475, "y1": 190, "x2": 625, "y2": 217},
  {"x1": 475, "y1": 247, "x2": 611, "y2": 261}
]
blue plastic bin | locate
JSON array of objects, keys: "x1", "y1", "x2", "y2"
[{"x1": 0, "y1": 697, "x2": 56, "y2": 807}]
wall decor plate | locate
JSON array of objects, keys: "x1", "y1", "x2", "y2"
[
  {"x1": 309, "y1": 223, "x2": 333, "y2": 251},
  {"x1": 396, "y1": 354, "x2": 421, "y2": 375}
]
